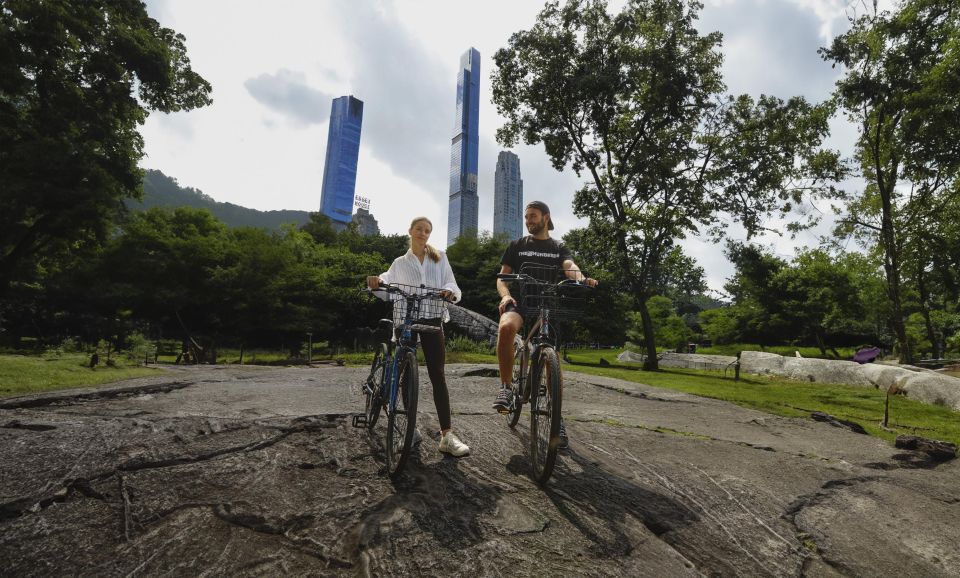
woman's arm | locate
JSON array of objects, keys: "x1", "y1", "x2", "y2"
[{"x1": 439, "y1": 253, "x2": 462, "y2": 303}]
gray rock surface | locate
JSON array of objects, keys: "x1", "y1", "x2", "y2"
[{"x1": 1, "y1": 364, "x2": 958, "y2": 576}]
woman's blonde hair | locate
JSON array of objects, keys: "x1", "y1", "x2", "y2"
[{"x1": 409, "y1": 216, "x2": 440, "y2": 263}]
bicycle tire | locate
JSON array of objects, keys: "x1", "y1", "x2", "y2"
[
  {"x1": 506, "y1": 335, "x2": 525, "y2": 428},
  {"x1": 386, "y1": 349, "x2": 419, "y2": 478},
  {"x1": 529, "y1": 346, "x2": 562, "y2": 485},
  {"x1": 364, "y1": 343, "x2": 388, "y2": 430}
]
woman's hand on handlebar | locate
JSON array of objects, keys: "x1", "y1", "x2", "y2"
[{"x1": 366, "y1": 276, "x2": 382, "y2": 290}]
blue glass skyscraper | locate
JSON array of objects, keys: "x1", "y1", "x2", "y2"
[
  {"x1": 320, "y1": 95, "x2": 363, "y2": 228},
  {"x1": 447, "y1": 48, "x2": 480, "y2": 245},
  {"x1": 493, "y1": 151, "x2": 523, "y2": 240}
]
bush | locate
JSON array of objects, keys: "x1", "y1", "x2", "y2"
[
  {"x1": 447, "y1": 335, "x2": 494, "y2": 354},
  {"x1": 124, "y1": 332, "x2": 156, "y2": 366}
]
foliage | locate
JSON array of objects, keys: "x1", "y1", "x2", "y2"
[
  {"x1": 823, "y1": 0, "x2": 960, "y2": 362},
  {"x1": 446, "y1": 335, "x2": 495, "y2": 355},
  {"x1": 492, "y1": 0, "x2": 844, "y2": 368},
  {"x1": 445, "y1": 233, "x2": 508, "y2": 321},
  {"x1": 720, "y1": 244, "x2": 878, "y2": 353},
  {"x1": 626, "y1": 295, "x2": 692, "y2": 351},
  {"x1": 0, "y1": 0, "x2": 211, "y2": 296}
]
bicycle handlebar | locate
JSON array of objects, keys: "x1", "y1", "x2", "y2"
[
  {"x1": 497, "y1": 273, "x2": 595, "y2": 289},
  {"x1": 362, "y1": 283, "x2": 451, "y2": 301}
]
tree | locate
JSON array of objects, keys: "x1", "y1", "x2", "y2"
[
  {"x1": 0, "y1": 0, "x2": 211, "y2": 296},
  {"x1": 822, "y1": 0, "x2": 960, "y2": 363},
  {"x1": 492, "y1": 0, "x2": 844, "y2": 369},
  {"x1": 446, "y1": 233, "x2": 508, "y2": 321}
]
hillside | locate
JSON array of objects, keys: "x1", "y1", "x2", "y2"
[{"x1": 130, "y1": 170, "x2": 312, "y2": 230}]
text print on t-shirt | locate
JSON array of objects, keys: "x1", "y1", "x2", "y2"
[{"x1": 518, "y1": 250, "x2": 560, "y2": 259}]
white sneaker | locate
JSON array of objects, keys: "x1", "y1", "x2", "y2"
[{"x1": 438, "y1": 431, "x2": 470, "y2": 457}]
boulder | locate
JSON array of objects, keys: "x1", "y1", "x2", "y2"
[
  {"x1": 739, "y1": 351, "x2": 785, "y2": 375},
  {"x1": 859, "y1": 364, "x2": 914, "y2": 391},
  {"x1": 898, "y1": 373, "x2": 960, "y2": 411},
  {"x1": 780, "y1": 357, "x2": 873, "y2": 387}
]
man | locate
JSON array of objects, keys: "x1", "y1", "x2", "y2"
[{"x1": 492, "y1": 201, "x2": 597, "y2": 448}]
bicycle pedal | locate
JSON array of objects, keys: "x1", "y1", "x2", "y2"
[{"x1": 351, "y1": 414, "x2": 367, "y2": 428}]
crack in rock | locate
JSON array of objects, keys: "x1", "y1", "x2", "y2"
[{"x1": 0, "y1": 381, "x2": 193, "y2": 410}]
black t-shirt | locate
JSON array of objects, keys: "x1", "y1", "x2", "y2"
[{"x1": 501, "y1": 235, "x2": 572, "y2": 283}]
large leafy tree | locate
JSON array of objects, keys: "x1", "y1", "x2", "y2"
[
  {"x1": 0, "y1": 0, "x2": 211, "y2": 295},
  {"x1": 492, "y1": 0, "x2": 844, "y2": 368},
  {"x1": 822, "y1": 0, "x2": 960, "y2": 362}
]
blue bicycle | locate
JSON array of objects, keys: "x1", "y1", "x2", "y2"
[{"x1": 353, "y1": 282, "x2": 447, "y2": 478}]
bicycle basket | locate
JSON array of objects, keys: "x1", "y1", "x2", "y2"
[
  {"x1": 384, "y1": 282, "x2": 448, "y2": 328},
  {"x1": 514, "y1": 264, "x2": 587, "y2": 323}
]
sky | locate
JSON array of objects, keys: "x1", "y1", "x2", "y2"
[{"x1": 138, "y1": 0, "x2": 891, "y2": 292}]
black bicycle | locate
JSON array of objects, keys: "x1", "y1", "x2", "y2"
[
  {"x1": 353, "y1": 282, "x2": 447, "y2": 478},
  {"x1": 497, "y1": 265, "x2": 592, "y2": 485}
]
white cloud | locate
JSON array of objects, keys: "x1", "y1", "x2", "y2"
[{"x1": 138, "y1": 0, "x2": 866, "y2": 290}]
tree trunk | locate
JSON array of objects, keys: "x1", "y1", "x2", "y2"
[
  {"x1": 917, "y1": 267, "x2": 939, "y2": 359},
  {"x1": 636, "y1": 298, "x2": 658, "y2": 371},
  {"x1": 814, "y1": 331, "x2": 828, "y2": 357},
  {"x1": 879, "y1": 184, "x2": 912, "y2": 364}
]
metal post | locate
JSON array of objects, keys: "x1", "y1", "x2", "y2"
[{"x1": 306, "y1": 332, "x2": 313, "y2": 364}]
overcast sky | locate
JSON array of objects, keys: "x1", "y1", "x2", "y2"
[{"x1": 139, "y1": 0, "x2": 892, "y2": 292}]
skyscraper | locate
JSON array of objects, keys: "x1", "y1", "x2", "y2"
[
  {"x1": 320, "y1": 95, "x2": 363, "y2": 229},
  {"x1": 447, "y1": 48, "x2": 480, "y2": 245},
  {"x1": 493, "y1": 151, "x2": 523, "y2": 240}
]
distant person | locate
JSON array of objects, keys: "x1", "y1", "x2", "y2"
[
  {"x1": 492, "y1": 201, "x2": 597, "y2": 448},
  {"x1": 366, "y1": 216, "x2": 470, "y2": 457}
]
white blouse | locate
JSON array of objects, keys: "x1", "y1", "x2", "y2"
[{"x1": 377, "y1": 248, "x2": 462, "y2": 324}]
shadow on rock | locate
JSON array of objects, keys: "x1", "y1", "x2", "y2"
[
  {"x1": 541, "y1": 448, "x2": 699, "y2": 557},
  {"x1": 341, "y1": 455, "x2": 502, "y2": 568}
]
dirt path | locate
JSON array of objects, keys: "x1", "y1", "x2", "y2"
[{"x1": 1, "y1": 364, "x2": 957, "y2": 577}]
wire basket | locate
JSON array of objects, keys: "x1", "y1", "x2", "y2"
[
  {"x1": 512, "y1": 265, "x2": 588, "y2": 323},
  {"x1": 381, "y1": 282, "x2": 448, "y2": 329}
]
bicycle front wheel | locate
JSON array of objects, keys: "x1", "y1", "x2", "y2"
[
  {"x1": 365, "y1": 343, "x2": 387, "y2": 430},
  {"x1": 529, "y1": 346, "x2": 562, "y2": 485},
  {"x1": 506, "y1": 335, "x2": 526, "y2": 428},
  {"x1": 386, "y1": 349, "x2": 419, "y2": 478}
]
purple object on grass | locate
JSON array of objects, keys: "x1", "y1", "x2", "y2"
[{"x1": 853, "y1": 346, "x2": 881, "y2": 364}]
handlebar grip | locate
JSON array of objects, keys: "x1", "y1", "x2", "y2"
[{"x1": 497, "y1": 274, "x2": 521, "y2": 280}]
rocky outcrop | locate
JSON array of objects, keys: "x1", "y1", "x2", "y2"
[{"x1": 739, "y1": 351, "x2": 960, "y2": 411}]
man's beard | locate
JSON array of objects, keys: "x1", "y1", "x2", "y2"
[{"x1": 526, "y1": 219, "x2": 546, "y2": 235}]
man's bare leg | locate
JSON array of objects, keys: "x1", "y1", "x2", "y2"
[{"x1": 496, "y1": 312, "x2": 523, "y2": 385}]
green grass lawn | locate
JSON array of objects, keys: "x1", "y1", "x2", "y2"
[
  {"x1": 0, "y1": 354, "x2": 162, "y2": 399},
  {"x1": 562, "y1": 350, "x2": 960, "y2": 447}
]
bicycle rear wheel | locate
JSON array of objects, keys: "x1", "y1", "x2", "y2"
[
  {"x1": 529, "y1": 346, "x2": 562, "y2": 485},
  {"x1": 364, "y1": 343, "x2": 388, "y2": 430},
  {"x1": 386, "y1": 349, "x2": 419, "y2": 478},
  {"x1": 506, "y1": 336, "x2": 526, "y2": 428}
]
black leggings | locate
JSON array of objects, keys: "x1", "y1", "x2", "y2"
[{"x1": 418, "y1": 328, "x2": 452, "y2": 431}]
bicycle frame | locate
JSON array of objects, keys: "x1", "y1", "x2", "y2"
[{"x1": 371, "y1": 285, "x2": 445, "y2": 415}]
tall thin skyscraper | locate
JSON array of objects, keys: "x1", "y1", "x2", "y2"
[
  {"x1": 447, "y1": 48, "x2": 480, "y2": 245},
  {"x1": 320, "y1": 95, "x2": 363, "y2": 229},
  {"x1": 493, "y1": 151, "x2": 523, "y2": 240}
]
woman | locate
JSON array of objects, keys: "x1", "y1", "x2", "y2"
[{"x1": 366, "y1": 216, "x2": 470, "y2": 457}]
